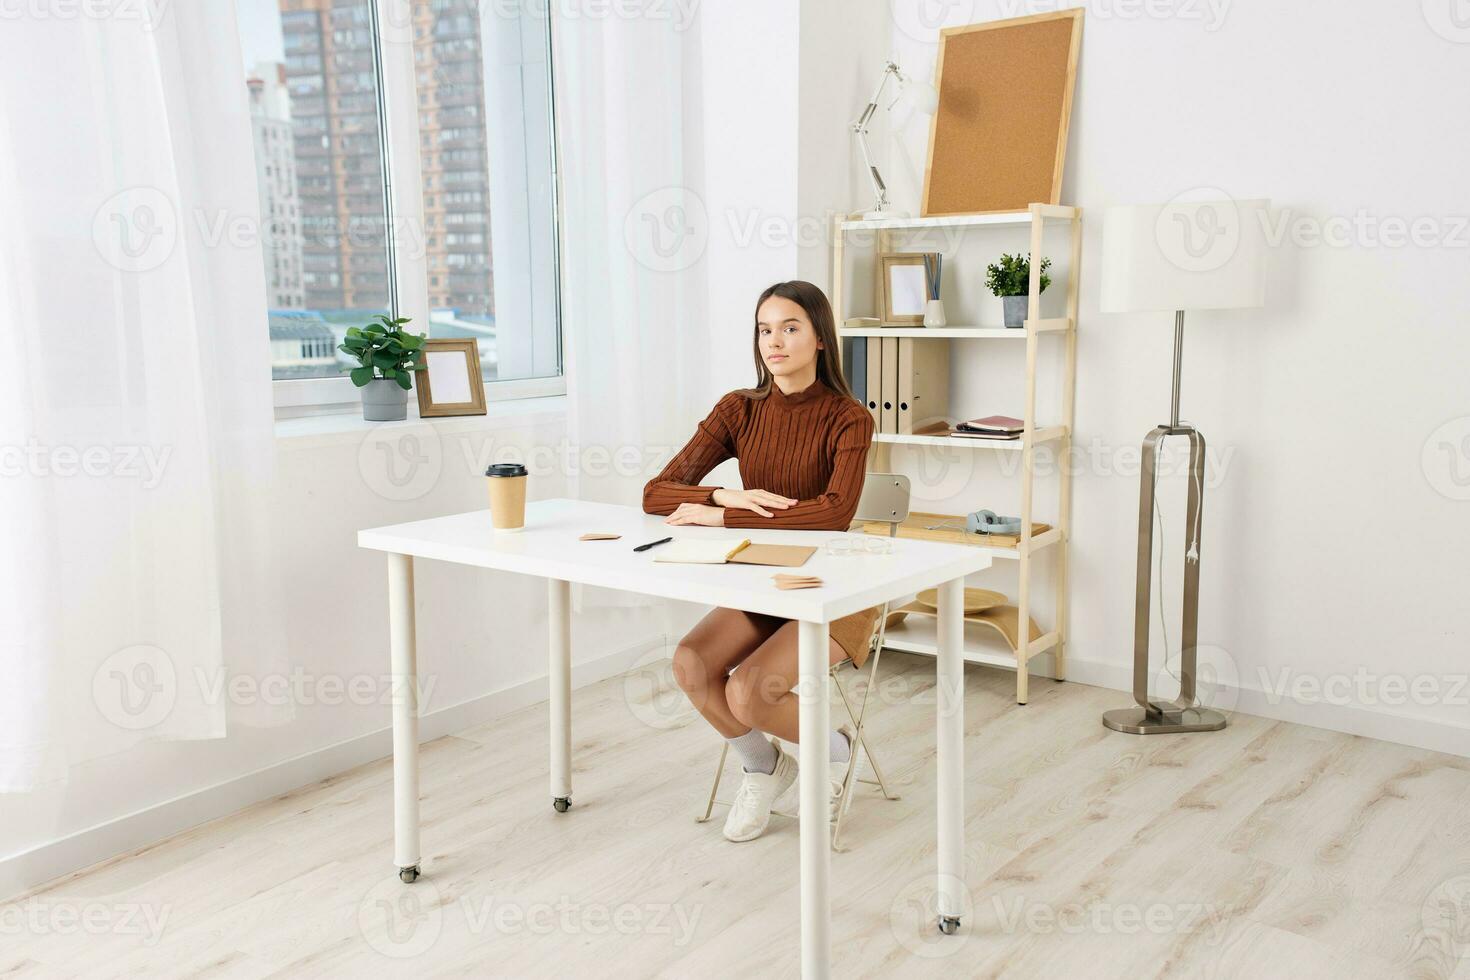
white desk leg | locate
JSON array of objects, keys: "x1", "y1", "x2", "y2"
[
  {"x1": 388, "y1": 553, "x2": 421, "y2": 883},
  {"x1": 936, "y1": 575, "x2": 965, "y2": 934},
  {"x1": 797, "y1": 619, "x2": 831, "y2": 979},
  {"x1": 549, "y1": 578, "x2": 572, "y2": 813}
]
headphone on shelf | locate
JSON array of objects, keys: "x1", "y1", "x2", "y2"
[{"x1": 965, "y1": 509, "x2": 1023, "y2": 535}]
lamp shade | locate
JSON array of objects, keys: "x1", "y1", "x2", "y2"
[
  {"x1": 1100, "y1": 199, "x2": 1270, "y2": 314},
  {"x1": 899, "y1": 76, "x2": 939, "y2": 115}
]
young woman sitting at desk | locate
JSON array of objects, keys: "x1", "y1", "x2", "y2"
[{"x1": 642, "y1": 280, "x2": 881, "y2": 842}]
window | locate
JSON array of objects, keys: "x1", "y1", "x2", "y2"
[
  {"x1": 236, "y1": 0, "x2": 561, "y2": 398},
  {"x1": 406, "y1": 0, "x2": 560, "y2": 386},
  {"x1": 238, "y1": 0, "x2": 391, "y2": 381}
]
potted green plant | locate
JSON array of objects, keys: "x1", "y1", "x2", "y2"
[
  {"x1": 339, "y1": 314, "x2": 428, "y2": 422},
  {"x1": 985, "y1": 252, "x2": 1052, "y2": 329}
]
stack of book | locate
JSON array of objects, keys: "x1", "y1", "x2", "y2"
[{"x1": 948, "y1": 415, "x2": 1025, "y2": 440}]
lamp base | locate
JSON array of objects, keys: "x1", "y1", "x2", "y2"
[
  {"x1": 1103, "y1": 315, "x2": 1226, "y2": 738},
  {"x1": 1102, "y1": 705, "x2": 1227, "y2": 734},
  {"x1": 862, "y1": 207, "x2": 909, "y2": 221}
]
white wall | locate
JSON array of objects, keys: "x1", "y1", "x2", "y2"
[
  {"x1": 696, "y1": 0, "x2": 803, "y2": 402},
  {"x1": 877, "y1": 1, "x2": 1470, "y2": 752},
  {"x1": 795, "y1": 0, "x2": 891, "y2": 283}
]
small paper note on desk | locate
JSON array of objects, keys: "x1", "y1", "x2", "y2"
[
  {"x1": 773, "y1": 573, "x2": 822, "y2": 590},
  {"x1": 579, "y1": 532, "x2": 622, "y2": 541}
]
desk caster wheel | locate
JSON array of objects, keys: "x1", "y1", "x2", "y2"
[
  {"x1": 398, "y1": 865, "x2": 420, "y2": 884},
  {"x1": 937, "y1": 915, "x2": 961, "y2": 936},
  {"x1": 553, "y1": 796, "x2": 571, "y2": 813}
]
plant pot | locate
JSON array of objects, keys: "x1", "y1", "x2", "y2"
[
  {"x1": 1002, "y1": 295, "x2": 1029, "y2": 329},
  {"x1": 361, "y1": 378, "x2": 409, "y2": 422}
]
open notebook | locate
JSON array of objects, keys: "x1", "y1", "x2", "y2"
[{"x1": 652, "y1": 538, "x2": 815, "y2": 567}]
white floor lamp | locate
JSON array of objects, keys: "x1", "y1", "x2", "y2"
[{"x1": 1099, "y1": 198, "x2": 1270, "y2": 735}]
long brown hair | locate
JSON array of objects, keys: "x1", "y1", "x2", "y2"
[{"x1": 739, "y1": 281, "x2": 857, "y2": 402}]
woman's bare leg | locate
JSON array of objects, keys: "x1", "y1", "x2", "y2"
[
  {"x1": 724, "y1": 621, "x2": 845, "y2": 744},
  {"x1": 672, "y1": 607, "x2": 786, "y2": 738}
]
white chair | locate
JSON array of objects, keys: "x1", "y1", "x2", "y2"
[{"x1": 697, "y1": 473, "x2": 910, "y2": 850}]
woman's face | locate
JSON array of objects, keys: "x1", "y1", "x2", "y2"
[{"x1": 756, "y1": 295, "x2": 823, "y2": 381}]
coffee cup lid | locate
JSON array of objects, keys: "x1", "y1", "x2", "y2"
[{"x1": 486, "y1": 463, "x2": 528, "y2": 477}]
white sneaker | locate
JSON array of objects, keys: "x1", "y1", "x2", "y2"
[
  {"x1": 723, "y1": 741, "x2": 798, "y2": 842},
  {"x1": 772, "y1": 774, "x2": 845, "y2": 822},
  {"x1": 773, "y1": 728, "x2": 850, "y2": 821}
]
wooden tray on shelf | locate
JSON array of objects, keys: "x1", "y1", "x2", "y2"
[
  {"x1": 858, "y1": 511, "x2": 1051, "y2": 549},
  {"x1": 913, "y1": 587, "x2": 1006, "y2": 614},
  {"x1": 884, "y1": 602, "x2": 1042, "y2": 654}
]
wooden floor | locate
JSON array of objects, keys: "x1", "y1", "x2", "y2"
[{"x1": 5, "y1": 652, "x2": 1470, "y2": 979}]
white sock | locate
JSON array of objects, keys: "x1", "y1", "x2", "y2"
[
  {"x1": 729, "y1": 728, "x2": 777, "y2": 775},
  {"x1": 830, "y1": 729, "x2": 851, "y2": 765}
]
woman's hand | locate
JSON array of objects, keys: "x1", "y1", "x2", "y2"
[
  {"x1": 711, "y1": 487, "x2": 797, "y2": 518},
  {"x1": 665, "y1": 503, "x2": 725, "y2": 526}
]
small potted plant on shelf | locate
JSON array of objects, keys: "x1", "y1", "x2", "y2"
[
  {"x1": 985, "y1": 252, "x2": 1052, "y2": 329},
  {"x1": 339, "y1": 314, "x2": 427, "y2": 422}
]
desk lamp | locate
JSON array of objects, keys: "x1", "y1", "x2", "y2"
[
  {"x1": 851, "y1": 61, "x2": 938, "y2": 220},
  {"x1": 1099, "y1": 198, "x2": 1269, "y2": 735}
]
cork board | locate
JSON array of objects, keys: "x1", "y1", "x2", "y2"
[{"x1": 921, "y1": 10, "x2": 1083, "y2": 217}]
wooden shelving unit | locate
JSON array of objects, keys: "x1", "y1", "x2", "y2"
[{"x1": 833, "y1": 203, "x2": 1081, "y2": 704}]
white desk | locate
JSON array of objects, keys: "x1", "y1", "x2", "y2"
[{"x1": 357, "y1": 498, "x2": 991, "y2": 978}]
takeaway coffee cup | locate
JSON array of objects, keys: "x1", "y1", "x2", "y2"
[{"x1": 485, "y1": 462, "x2": 528, "y2": 531}]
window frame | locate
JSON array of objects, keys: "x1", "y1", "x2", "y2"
[{"x1": 271, "y1": 0, "x2": 565, "y2": 415}]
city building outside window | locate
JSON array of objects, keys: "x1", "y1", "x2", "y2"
[{"x1": 236, "y1": 0, "x2": 562, "y2": 407}]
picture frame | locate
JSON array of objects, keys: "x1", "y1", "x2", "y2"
[
  {"x1": 414, "y1": 338, "x2": 487, "y2": 418},
  {"x1": 878, "y1": 253, "x2": 935, "y2": 326}
]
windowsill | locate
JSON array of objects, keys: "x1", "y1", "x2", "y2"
[{"x1": 274, "y1": 394, "x2": 568, "y2": 448}]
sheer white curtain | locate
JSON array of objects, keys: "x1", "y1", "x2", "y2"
[
  {"x1": 0, "y1": 6, "x2": 287, "y2": 791},
  {"x1": 554, "y1": 6, "x2": 713, "y2": 611}
]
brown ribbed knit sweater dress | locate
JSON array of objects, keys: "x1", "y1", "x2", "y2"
[{"x1": 642, "y1": 378, "x2": 882, "y2": 667}]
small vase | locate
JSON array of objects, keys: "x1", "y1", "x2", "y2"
[
  {"x1": 1002, "y1": 295, "x2": 1029, "y2": 329},
  {"x1": 361, "y1": 378, "x2": 409, "y2": 422},
  {"x1": 923, "y1": 299, "x2": 947, "y2": 327}
]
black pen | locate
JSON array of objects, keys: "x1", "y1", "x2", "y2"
[{"x1": 633, "y1": 536, "x2": 673, "y2": 552}]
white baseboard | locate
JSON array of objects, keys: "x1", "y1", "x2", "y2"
[
  {"x1": 1060, "y1": 654, "x2": 1470, "y2": 759},
  {"x1": 0, "y1": 633, "x2": 668, "y2": 904}
]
